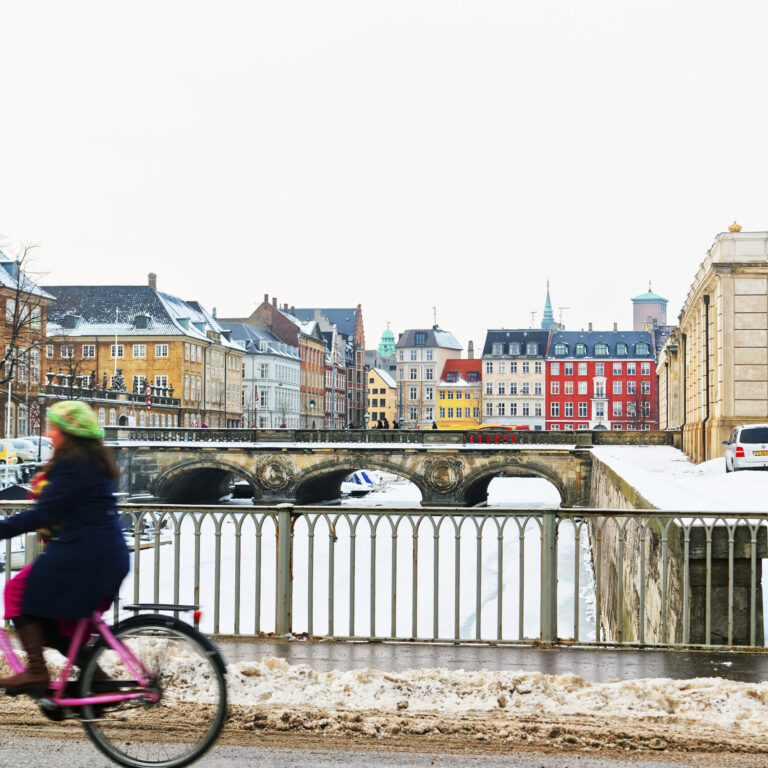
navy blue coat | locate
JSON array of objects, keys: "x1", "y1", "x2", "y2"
[{"x1": 0, "y1": 458, "x2": 130, "y2": 619}]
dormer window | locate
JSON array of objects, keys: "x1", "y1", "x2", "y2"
[
  {"x1": 467, "y1": 371, "x2": 479, "y2": 383},
  {"x1": 634, "y1": 342, "x2": 650, "y2": 355},
  {"x1": 61, "y1": 314, "x2": 80, "y2": 330},
  {"x1": 594, "y1": 342, "x2": 609, "y2": 356},
  {"x1": 414, "y1": 332, "x2": 427, "y2": 346},
  {"x1": 445, "y1": 371, "x2": 458, "y2": 383},
  {"x1": 554, "y1": 343, "x2": 568, "y2": 356},
  {"x1": 492, "y1": 343, "x2": 503, "y2": 356},
  {"x1": 526, "y1": 343, "x2": 538, "y2": 355},
  {"x1": 509, "y1": 342, "x2": 521, "y2": 355},
  {"x1": 134, "y1": 314, "x2": 150, "y2": 330},
  {"x1": 616, "y1": 342, "x2": 628, "y2": 356},
  {"x1": 575, "y1": 343, "x2": 587, "y2": 356}
]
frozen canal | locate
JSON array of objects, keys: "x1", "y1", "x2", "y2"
[{"x1": 119, "y1": 476, "x2": 596, "y2": 642}]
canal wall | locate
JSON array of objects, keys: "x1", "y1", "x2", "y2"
[{"x1": 588, "y1": 455, "x2": 765, "y2": 646}]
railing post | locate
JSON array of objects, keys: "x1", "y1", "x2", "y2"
[
  {"x1": 540, "y1": 510, "x2": 558, "y2": 643},
  {"x1": 275, "y1": 503, "x2": 294, "y2": 636}
]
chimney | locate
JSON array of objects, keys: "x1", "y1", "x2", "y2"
[
  {"x1": 613, "y1": 322, "x2": 617, "y2": 332},
  {"x1": 467, "y1": 340, "x2": 474, "y2": 359},
  {"x1": 264, "y1": 293, "x2": 269, "y2": 304},
  {"x1": 283, "y1": 303, "x2": 288, "y2": 312},
  {"x1": 272, "y1": 297, "x2": 277, "y2": 308},
  {"x1": 148, "y1": 272, "x2": 157, "y2": 290},
  {"x1": 212, "y1": 307, "x2": 217, "y2": 319},
  {"x1": 291, "y1": 306, "x2": 295, "y2": 315},
  {"x1": 588, "y1": 322, "x2": 593, "y2": 332}
]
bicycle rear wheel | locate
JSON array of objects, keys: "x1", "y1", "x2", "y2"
[{"x1": 79, "y1": 615, "x2": 227, "y2": 768}]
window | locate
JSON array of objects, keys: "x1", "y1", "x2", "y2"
[
  {"x1": 509, "y1": 342, "x2": 521, "y2": 355},
  {"x1": 497, "y1": 382, "x2": 505, "y2": 395},
  {"x1": 492, "y1": 343, "x2": 503, "y2": 355},
  {"x1": 414, "y1": 332, "x2": 426, "y2": 346},
  {"x1": 627, "y1": 381, "x2": 637, "y2": 395},
  {"x1": 641, "y1": 381, "x2": 651, "y2": 395},
  {"x1": 46, "y1": 344, "x2": 53, "y2": 358},
  {"x1": 594, "y1": 342, "x2": 609, "y2": 356},
  {"x1": 613, "y1": 381, "x2": 622, "y2": 395},
  {"x1": 409, "y1": 367, "x2": 417, "y2": 380},
  {"x1": 426, "y1": 407, "x2": 434, "y2": 420},
  {"x1": 61, "y1": 345, "x2": 74, "y2": 358},
  {"x1": 133, "y1": 344, "x2": 146, "y2": 358},
  {"x1": 613, "y1": 363, "x2": 622, "y2": 375},
  {"x1": 634, "y1": 342, "x2": 650, "y2": 355},
  {"x1": 510, "y1": 361, "x2": 517, "y2": 373},
  {"x1": 627, "y1": 362, "x2": 636, "y2": 376},
  {"x1": 616, "y1": 343, "x2": 628, "y2": 356},
  {"x1": 613, "y1": 401, "x2": 623, "y2": 417},
  {"x1": 550, "y1": 363, "x2": 560, "y2": 375},
  {"x1": 594, "y1": 382, "x2": 605, "y2": 397},
  {"x1": 447, "y1": 390, "x2": 454, "y2": 400},
  {"x1": 497, "y1": 362, "x2": 506, "y2": 374},
  {"x1": 522, "y1": 382, "x2": 530, "y2": 395},
  {"x1": 641, "y1": 362, "x2": 651, "y2": 376},
  {"x1": 510, "y1": 402, "x2": 518, "y2": 415},
  {"x1": 564, "y1": 402, "x2": 573, "y2": 417},
  {"x1": 612, "y1": 423, "x2": 623, "y2": 430},
  {"x1": 426, "y1": 350, "x2": 433, "y2": 361},
  {"x1": 564, "y1": 381, "x2": 573, "y2": 395},
  {"x1": 473, "y1": 407, "x2": 479, "y2": 418},
  {"x1": 485, "y1": 382, "x2": 492, "y2": 395},
  {"x1": 109, "y1": 410, "x2": 117, "y2": 426},
  {"x1": 522, "y1": 402, "x2": 530, "y2": 416},
  {"x1": 439, "y1": 407, "x2": 446, "y2": 418},
  {"x1": 98, "y1": 408, "x2": 106, "y2": 426},
  {"x1": 184, "y1": 375, "x2": 190, "y2": 399},
  {"x1": 595, "y1": 363, "x2": 604, "y2": 376},
  {"x1": 578, "y1": 381, "x2": 587, "y2": 395},
  {"x1": 410, "y1": 350, "x2": 417, "y2": 361},
  {"x1": 398, "y1": 351, "x2": 404, "y2": 361},
  {"x1": 185, "y1": 343, "x2": 190, "y2": 361},
  {"x1": 564, "y1": 424, "x2": 573, "y2": 431},
  {"x1": 82, "y1": 344, "x2": 96, "y2": 358},
  {"x1": 111, "y1": 344, "x2": 124, "y2": 358},
  {"x1": 534, "y1": 361, "x2": 542, "y2": 374},
  {"x1": 534, "y1": 402, "x2": 542, "y2": 417},
  {"x1": 550, "y1": 402, "x2": 560, "y2": 417},
  {"x1": 485, "y1": 402, "x2": 493, "y2": 416},
  {"x1": 642, "y1": 401, "x2": 651, "y2": 417},
  {"x1": 627, "y1": 402, "x2": 637, "y2": 417},
  {"x1": 260, "y1": 390, "x2": 268, "y2": 407},
  {"x1": 425, "y1": 387, "x2": 434, "y2": 400},
  {"x1": 575, "y1": 343, "x2": 587, "y2": 356},
  {"x1": 409, "y1": 386, "x2": 417, "y2": 400},
  {"x1": 426, "y1": 368, "x2": 434, "y2": 380},
  {"x1": 564, "y1": 363, "x2": 573, "y2": 376},
  {"x1": 578, "y1": 362, "x2": 587, "y2": 376},
  {"x1": 133, "y1": 375, "x2": 147, "y2": 394},
  {"x1": 578, "y1": 402, "x2": 587, "y2": 417},
  {"x1": 154, "y1": 375, "x2": 168, "y2": 388},
  {"x1": 196, "y1": 346, "x2": 201, "y2": 363},
  {"x1": 447, "y1": 408, "x2": 454, "y2": 418},
  {"x1": 551, "y1": 424, "x2": 560, "y2": 430},
  {"x1": 510, "y1": 382, "x2": 518, "y2": 395},
  {"x1": 409, "y1": 407, "x2": 418, "y2": 420},
  {"x1": 526, "y1": 343, "x2": 538, "y2": 355},
  {"x1": 5, "y1": 299, "x2": 14, "y2": 322},
  {"x1": 260, "y1": 363, "x2": 269, "y2": 379},
  {"x1": 497, "y1": 403, "x2": 505, "y2": 416},
  {"x1": 485, "y1": 362, "x2": 493, "y2": 374},
  {"x1": 534, "y1": 382, "x2": 542, "y2": 395},
  {"x1": 31, "y1": 307, "x2": 41, "y2": 330},
  {"x1": 550, "y1": 381, "x2": 560, "y2": 395},
  {"x1": 522, "y1": 362, "x2": 529, "y2": 374},
  {"x1": 554, "y1": 343, "x2": 568, "y2": 356}
]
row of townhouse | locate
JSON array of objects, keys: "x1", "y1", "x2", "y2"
[{"x1": 385, "y1": 323, "x2": 660, "y2": 431}]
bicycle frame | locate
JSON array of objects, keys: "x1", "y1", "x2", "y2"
[{"x1": 0, "y1": 613, "x2": 159, "y2": 709}]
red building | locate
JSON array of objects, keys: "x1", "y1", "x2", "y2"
[{"x1": 545, "y1": 331, "x2": 658, "y2": 431}]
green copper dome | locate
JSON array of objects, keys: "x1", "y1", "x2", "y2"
[{"x1": 378, "y1": 326, "x2": 396, "y2": 356}]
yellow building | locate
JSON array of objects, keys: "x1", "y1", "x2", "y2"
[
  {"x1": 435, "y1": 359, "x2": 482, "y2": 429},
  {"x1": 366, "y1": 368, "x2": 397, "y2": 427}
]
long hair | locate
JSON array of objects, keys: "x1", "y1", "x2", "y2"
[{"x1": 47, "y1": 432, "x2": 119, "y2": 483}]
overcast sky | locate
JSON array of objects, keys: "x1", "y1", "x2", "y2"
[{"x1": 2, "y1": 1, "x2": 767, "y2": 352}]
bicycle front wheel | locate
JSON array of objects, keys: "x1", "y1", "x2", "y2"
[{"x1": 80, "y1": 615, "x2": 227, "y2": 768}]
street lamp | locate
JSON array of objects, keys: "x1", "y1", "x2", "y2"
[
  {"x1": 309, "y1": 399, "x2": 316, "y2": 429},
  {"x1": 37, "y1": 390, "x2": 45, "y2": 463}
]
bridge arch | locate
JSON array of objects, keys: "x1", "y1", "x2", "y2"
[
  {"x1": 460, "y1": 460, "x2": 568, "y2": 507},
  {"x1": 294, "y1": 459, "x2": 427, "y2": 504},
  {"x1": 153, "y1": 459, "x2": 255, "y2": 503}
]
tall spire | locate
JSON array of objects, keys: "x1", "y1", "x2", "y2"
[{"x1": 541, "y1": 280, "x2": 554, "y2": 330}]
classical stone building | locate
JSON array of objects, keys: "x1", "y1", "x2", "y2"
[{"x1": 658, "y1": 229, "x2": 768, "y2": 462}]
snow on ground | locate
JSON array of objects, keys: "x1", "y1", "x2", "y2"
[
  {"x1": 591, "y1": 446, "x2": 768, "y2": 512},
  {"x1": 224, "y1": 656, "x2": 768, "y2": 733}
]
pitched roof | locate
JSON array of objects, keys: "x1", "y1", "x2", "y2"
[
  {"x1": 482, "y1": 329, "x2": 550, "y2": 356},
  {"x1": 219, "y1": 322, "x2": 300, "y2": 358},
  {"x1": 0, "y1": 250, "x2": 55, "y2": 300},
  {"x1": 439, "y1": 359, "x2": 482, "y2": 384},
  {"x1": 293, "y1": 307, "x2": 359, "y2": 338},
  {"x1": 371, "y1": 367, "x2": 397, "y2": 389},
  {"x1": 396, "y1": 327, "x2": 461, "y2": 350},
  {"x1": 548, "y1": 330, "x2": 655, "y2": 358}
]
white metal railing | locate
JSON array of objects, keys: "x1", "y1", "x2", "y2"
[{"x1": 0, "y1": 503, "x2": 765, "y2": 649}]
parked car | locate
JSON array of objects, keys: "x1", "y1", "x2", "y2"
[
  {"x1": 723, "y1": 424, "x2": 768, "y2": 472},
  {"x1": 19, "y1": 435, "x2": 53, "y2": 462},
  {"x1": 0, "y1": 441, "x2": 18, "y2": 465},
  {"x1": 11, "y1": 439, "x2": 39, "y2": 463}
]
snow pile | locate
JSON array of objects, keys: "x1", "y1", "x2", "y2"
[
  {"x1": 591, "y1": 446, "x2": 768, "y2": 511},
  {"x1": 224, "y1": 657, "x2": 768, "y2": 732}
]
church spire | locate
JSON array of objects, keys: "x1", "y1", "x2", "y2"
[{"x1": 541, "y1": 280, "x2": 555, "y2": 330}]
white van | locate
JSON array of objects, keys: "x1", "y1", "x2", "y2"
[{"x1": 723, "y1": 424, "x2": 768, "y2": 472}]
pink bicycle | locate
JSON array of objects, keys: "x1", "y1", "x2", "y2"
[{"x1": 0, "y1": 603, "x2": 227, "y2": 768}]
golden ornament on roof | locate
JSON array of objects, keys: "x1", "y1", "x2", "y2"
[{"x1": 728, "y1": 221, "x2": 742, "y2": 232}]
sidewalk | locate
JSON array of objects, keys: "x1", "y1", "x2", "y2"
[{"x1": 214, "y1": 637, "x2": 768, "y2": 683}]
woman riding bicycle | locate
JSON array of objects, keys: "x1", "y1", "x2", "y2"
[{"x1": 0, "y1": 400, "x2": 129, "y2": 695}]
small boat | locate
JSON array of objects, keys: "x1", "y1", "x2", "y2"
[{"x1": 341, "y1": 470, "x2": 377, "y2": 497}]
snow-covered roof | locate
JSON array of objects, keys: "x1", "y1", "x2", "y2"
[
  {"x1": 0, "y1": 250, "x2": 55, "y2": 300},
  {"x1": 372, "y1": 367, "x2": 396, "y2": 389}
]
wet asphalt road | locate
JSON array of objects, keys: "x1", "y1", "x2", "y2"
[
  {"x1": 0, "y1": 734, "x2": 759, "y2": 768},
  {"x1": 215, "y1": 637, "x2": 768, "y2": 683}
]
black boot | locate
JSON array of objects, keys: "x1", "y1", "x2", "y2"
[{"x1": 0, "y1": 622, "x2": 49, "y2": 696}]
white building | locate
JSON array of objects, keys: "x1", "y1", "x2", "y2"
[{"x1": 219, "y1": 323, "x2": 301, "y2": 428}]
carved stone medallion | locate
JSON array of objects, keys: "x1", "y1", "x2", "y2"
[
  {"x1": 422, "y1": 457, "x2": 463, "y2": 492},
  {"x1": 255, "y1": 455, "x2": 296, "y2": 491}
]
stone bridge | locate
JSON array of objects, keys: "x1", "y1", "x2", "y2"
[{"x1": 113, "y1": 442, "x2": 594, "y2": 507}]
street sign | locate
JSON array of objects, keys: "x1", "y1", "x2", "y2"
[
  {"x1": 146, "y1": 396, "x2": 152, "y2": 411},
  {"x1": 145, "y1": 386, "x2": 152, "y2": 396},
  {"x1": 31, "y1": 415, "x2": 41, "y2": 430}
]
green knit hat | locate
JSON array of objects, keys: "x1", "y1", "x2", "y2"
[{"x1": 48, "y1": 400, "x2": 104, "y2": 440}]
